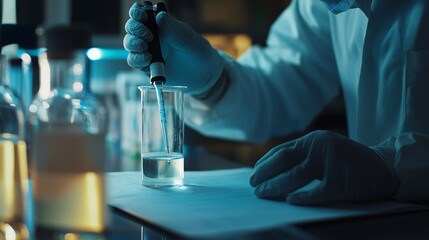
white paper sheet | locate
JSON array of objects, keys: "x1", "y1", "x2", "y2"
[{"x1": 107, "y1": 168, "x2": 426, "y2": 238}]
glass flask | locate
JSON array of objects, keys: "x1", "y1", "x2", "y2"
[
  {"x1": 28, "y1": 26, "x2": 108, "y2": 233},
  {"x1": 0, "y1": 55, "x2": 29, "y2": 239}
]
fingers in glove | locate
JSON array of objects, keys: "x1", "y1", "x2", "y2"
[
  {"x1": 123, "y1": 34, "x2": 148, "y2": 52},
  {"x1": 286, "y1": 183, "x2": 335, "y2": 205},
  {"x1": 125, "y1": 19, "x2": 153, "y2": 41},
  {"x1": 250, "y1": 143, "x2": 307, "y2": 187},
  {"x1": 129, "y1": 2, "x2": 148, "y2": 22},
  {"x1": 254, "y1": 141, "x2": 297, "y2": 168},
  {"x1": 127, "y1": 52, "x2": 152, "y2": 69},
  {"x1": 254, "y1": 163, "x2": 316, "y2": 198},
  {"x1": 250, "y1": 146, "x2": 304, "y2": 187}
]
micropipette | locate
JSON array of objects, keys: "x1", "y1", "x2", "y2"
[{"x1": 143, "y1": 1, "x2": 170, "y2": 155}]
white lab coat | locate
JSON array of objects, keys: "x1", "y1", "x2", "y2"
[{"x1": 185, "y1": 0, "x2": 429, "y2": 204}]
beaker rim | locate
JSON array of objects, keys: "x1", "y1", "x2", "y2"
[{"x1": 138, "y1": 85, "x2": 187, "y2": 91}]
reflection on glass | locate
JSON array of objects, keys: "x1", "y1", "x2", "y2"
[
  {"x1": 141, "y1": 226, "x2": 167, "y2": 240},
  {"x1": 0, "y1": 222, "x2": 30, "y2": 240},
  {"x1": 0, "y1": 223, "x2": 16, "y2": 240},
  {"x1": 35, "y1": 230, "x2": 107, "y2": 240}
]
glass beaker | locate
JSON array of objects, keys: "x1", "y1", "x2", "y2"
[{"x1": 139, "y1": 85, "x2": 186, "y2": 187}]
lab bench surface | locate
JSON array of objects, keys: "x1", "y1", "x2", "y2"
[
  {"x1": 31, "y1": 152, "x2": 429, "y2": 240},
  {"x1": 30, "y1": 181, "x2": 429, "y2": 240},
  {"x1": 104, "y1": 205, "x2": 429, "y2": 240}
]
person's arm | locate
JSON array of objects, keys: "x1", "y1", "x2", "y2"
[
  {"x1": 185, "y1": 0, "x2": 342, "y2": 143},
  {"x1": 249, "y1": 2, "x2": 429, "y2": 205}
]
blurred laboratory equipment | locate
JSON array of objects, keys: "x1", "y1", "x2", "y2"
[
  {"x1": 0, "y1": 24, "x2": 39, "y2": 106},
  {"x1": 92, "y1": 75, "x2": 121, "y2": 172},
  {"x1": 1, "y1": 24, "x2": 40, "y2": 170},
  {"x1": 139, "y1": 85, "x2": 186, "y2": 187},
  {"x1": 7, "y1": 58, "x2": 31, "y2": 114},
  {"x1": 28, "y1": 26, "x2": 108, "y2": 233},
  {"x1": 0, "y1": 55, "x2": 25, "y2": 139},
  {"x1": 116, "y1": 71, "x2": 147, "y2": 171},
  {"x1": 0, "y1": 55, "x2": 30, "y2": 239}
]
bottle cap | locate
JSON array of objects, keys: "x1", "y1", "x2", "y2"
[{"x1": 38, "y1": 25, "x2": 91, "y2": 55}]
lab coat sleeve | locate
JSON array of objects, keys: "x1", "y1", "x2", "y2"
[
  {"x1": 184, "y1": 0, "x2": 341, "y2": 143},
  {"x1": 371, "y1": 49, "x2": 429, "y2": 204},
  {"x1": 371, "y1": 133, "x2": 429, "y2": 204}
]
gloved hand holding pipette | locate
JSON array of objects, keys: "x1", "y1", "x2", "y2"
[{"x1": 124, "y1": 2, "x2": 225, "y2": 95}]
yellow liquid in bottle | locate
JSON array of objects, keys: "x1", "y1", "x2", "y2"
[
  {"x1": 32, "y1": 131, "x2": 107, "y2": 233},
  {"x1": 33, "y1": 172, "x2": 106, "y2": 232},
  {"x1": 0, "y1": 134, "x2": 29, "y2": 240}
]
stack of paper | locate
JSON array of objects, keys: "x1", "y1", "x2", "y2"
[{"x1": 107, "y1": 168, "x2": 426, "y2": 239}]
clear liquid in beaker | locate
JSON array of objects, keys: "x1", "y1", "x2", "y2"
[{"x1": 141, "y1": 152, "x2": 184, "y2": 187}]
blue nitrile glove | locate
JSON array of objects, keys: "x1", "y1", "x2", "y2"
[
  {"x1": 320, "y1": 0, "x2": 356, "y2": 14},
  {"x1": 249, "y1": 130, "x2": 399, "y2": 205},
  {"x1": 123, "y1": 2, "x2": 224, "y2": 95}
]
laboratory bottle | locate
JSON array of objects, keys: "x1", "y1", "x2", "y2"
[
  {"x1": 0, "y1": 55, "x2": 30, "y2": 239},
  {"x1": 28, "y1": 26, "x2": 108, "y2": 233}
]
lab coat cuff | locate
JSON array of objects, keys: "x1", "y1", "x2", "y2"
[
  {"x1": 369, "y1": 146, "x2": 401, "y2": 196},
  {"x1": 192, "y1": 67, "x2": 230, "y2": 105},
  {"x1": 369, "y1": 146, "x2": 396, "y2": 165},
  {"x1": 192, "y1": 51, "x2": 233, "y2": 105}
]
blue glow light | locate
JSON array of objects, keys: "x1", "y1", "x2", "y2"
[
  {"x1": 86, "y1": 48, "x2": 128, "y2": 61},
  {"x1": 87, "y1": 48, "x2": 103, "y2": 60}
]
